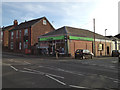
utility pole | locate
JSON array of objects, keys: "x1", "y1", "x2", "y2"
[
  {"x1": 105, "y1": 29, "x2": 107, "y2": 56},
  {"x1": 93, "y1": 18, "x2": 96, "y2": 57}
]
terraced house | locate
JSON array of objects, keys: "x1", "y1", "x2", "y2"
[
  {"x1": 38, "y1": 26, "x2": 112, "y2": 57},
  {"x1": 8, "y1": 17, "x2": 55, "y2": 54},
  {"x1": 2, "y1": 20, "x2": 18, "y2": 50}
]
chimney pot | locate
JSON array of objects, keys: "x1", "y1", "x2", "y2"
[{"x1": 14, "y1": 20, "x2": 18, "y2": 26}]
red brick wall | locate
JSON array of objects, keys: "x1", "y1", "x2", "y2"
[
  {"x1": 69, "y1": 40, "x2": 92, "y2": 57},
  {"x1": 31, "y1": 17, "x2": 55, "y2": 46},
  {"x1": 3, "y1": 27, "x2": 14, "y2": 47},
  {"x1": 68, "y1": 40, "x2": 111, "y2": 57},
  {"x1": 95, "y1": 41, "x2": 111, "y2": 56}
]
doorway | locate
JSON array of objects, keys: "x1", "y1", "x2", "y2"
[{"x1": 107, "y1": 46, "x2": 109, "y2": 55}]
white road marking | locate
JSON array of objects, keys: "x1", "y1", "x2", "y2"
[
  {"x1": 69, "y1": 85, "x2": 87, "y2": 88},
  {"x1": 19, "y1": 70, "x2": 44, "y2": 75},
  {"x1": 10, "y1": 65, "x2": 18, "y2": 71},
  {"x1": 45, "y1": 74, "x2": 66, "y2": 85},
  {"x1": 39, "y1": 65, "x2": 84, "y2": 76},
  {"x1": 99, "y1": 75, "x2": 118, "y2": 83},
  {"x1": 24, "y1": 61, "x2": 31, "y2": 64},
  {"x1": 24, "y1": 68, "x2": 64, "y2": 79}
]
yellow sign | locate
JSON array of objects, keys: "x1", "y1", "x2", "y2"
[{"x1": 98, "y1": 44, "x2": 103, "y2": 51}]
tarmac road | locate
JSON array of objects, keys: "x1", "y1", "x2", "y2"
[{"x1": 2, "y1": 53, "x2": 119, "y2": 89}]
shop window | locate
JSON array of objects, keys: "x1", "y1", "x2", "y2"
[{"x1": 10, "y1": 42, "x2": 13, "y2": 49}]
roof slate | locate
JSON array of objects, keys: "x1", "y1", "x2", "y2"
[
  {"x1": 39, "y1": 26, "x2": 110, "y2": 40},
  {"x1": 2, "y1": 25, "x2": 14, "y2": 31},
  {"x1": 11, "y1": 17, "x2": 44, "y2": 30}
]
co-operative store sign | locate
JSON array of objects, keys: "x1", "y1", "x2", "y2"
[
  {"x1": 39, "y1": 35, "x2": 93, "y2": 41},
  {"x1": 39, "y1": 35, "x2": 64, "y2": 41}
]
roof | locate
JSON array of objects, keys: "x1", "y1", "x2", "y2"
[
  {"x1": 106, "y1": 36, "x2": 118, "y2": 40},
  {"x1": 115, "y1": 33, "x2": 120, "y2": 39},
  {"x1": 39, "y1": 26, "x2": 110, "y2": 40},
  {"x1": 11, "y1": 17, "x2": 44, "y2": 30},
  {"x1": 2, "y1": 25, "x2": 14, "y2": 31}
]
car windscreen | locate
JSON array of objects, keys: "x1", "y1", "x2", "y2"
[{"x1": 76, "y1": 49, "x2": 83, "y2": 53}]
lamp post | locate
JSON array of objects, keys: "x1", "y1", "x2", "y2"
[{"x1": 105, "y1": 29, "x2": 107, "y2": 56}]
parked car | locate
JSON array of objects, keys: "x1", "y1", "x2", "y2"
[
  {"x1": 75, "y1": 49, "x2": 94, "y2": 59},
  {"x1": 112, "y1": 50, "x2": 119, "y2": 57}
]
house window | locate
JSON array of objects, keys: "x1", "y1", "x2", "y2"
[
  {"x1": 43, "y1": 20, "x2": 47, "y2": 25},
  {"x1": 16, "y1": 30, "x2": 18, "y2": 38},
  {"x1": 11, "y1": 31, "x2": 14, "y2": 39},
  {"x1": 23, "y1": 42, "x2": 28, "y2": 49},
  {"x1": 19, "y1": 30, "x2": 21, "y2": 38},
  {"x1": 10, "y1": 42, "x2": 14, "y2": 49},
  {"x1": 24, "y1": 29, "x2": 28, "y2": 36},
  {"x1": 98, "y1": 44, "x2": 104, "y2": 51},
  {"x1": 19, "y1": 42, "x2": 22, "y2": 50}
]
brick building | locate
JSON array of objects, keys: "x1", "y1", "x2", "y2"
[
  {"x1": 8, "y1": 17, "x2": 55, "y2": 54},
  {"x1": 2, "y1": 20, "x2": 17, "y2": 49},
  {"x1": 38, "y1": 26, "x2": 112, "y2": 57}
]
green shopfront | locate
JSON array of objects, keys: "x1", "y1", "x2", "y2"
[{"x1": 38, "y1": 35, "x2": 93, "y2": 56}]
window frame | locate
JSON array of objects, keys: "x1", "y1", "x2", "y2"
[
  {"x1": 10, "y1": 42, "x2": 14, "y2": 50},
  {"x1": 11, "y1": 31, "x2": 14, "y2": 39},
  {"x1": 24, "y1": 29, "x2": 28, "y2": 36},
  {"x1": 43, "y1": 20, "x2": 47, "y2": 25}
]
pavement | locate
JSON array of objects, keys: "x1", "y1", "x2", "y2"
[{"x1": 2, "y1": 51, "x2": 117, "y2": 60}]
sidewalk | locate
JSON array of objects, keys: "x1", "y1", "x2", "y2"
[
  {"x1": 2, "y1": 51, "x2": 73, "y2": 60},
  {"x1": 2, "y1": 51, "x2": 114, "y2": 60}
]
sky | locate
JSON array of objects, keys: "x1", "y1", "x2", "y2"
[{"x1": 1, "y1": 0, "x2": 119, "y2": 36}]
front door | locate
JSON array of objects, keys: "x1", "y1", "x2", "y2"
[{"x1": 107, "y1": 46, "x2": 109, "y2": 55}]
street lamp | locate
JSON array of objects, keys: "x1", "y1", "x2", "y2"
[{"x1": 105, "y1": 29, "x2": 107, "y2": 56}]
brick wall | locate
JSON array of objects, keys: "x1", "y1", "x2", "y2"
[
  {"x1": 31, "y1": 17, "x2": 55, "y2": 46},
  {"x1": 95, "y1": 41, "x2": 111, "y2": 56},
  {"x1": 68, "y1": 40, "x2": 111, "y2": 57},
  {"x1": 3, "y1": 27, "x2": 14, "y2": 47},
  {"x1": 69, "y1": 40, "x2": 92, "y2": 57}
]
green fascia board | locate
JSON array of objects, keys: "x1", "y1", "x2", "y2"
[
  {"x1": 39, "y1": 35, "x2": 65, "y2": 41},
  {"x1": 69, "y1": 36, "x2": 93, "y2": 41}
]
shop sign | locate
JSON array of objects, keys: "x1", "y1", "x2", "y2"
[
  {"x1": 69, "y1": 36, "x2": 93, "y2": 41},
  {"x1": 39, "y1": 35, "x2": 64, "y2": 41}
]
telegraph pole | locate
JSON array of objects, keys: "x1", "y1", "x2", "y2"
[
  {"x1": 93, "y1": 18, "x2": 96, "y2": 57},
  {"x1": 105, "y1": 29, "x2": 107, "y2": 56}
]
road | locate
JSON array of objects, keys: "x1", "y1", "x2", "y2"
[{"x1": 2, "y1": 53, "x2": 119, "y2": 89}]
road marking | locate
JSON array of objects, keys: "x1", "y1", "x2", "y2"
[
  {"x1": 24, "y1": 61, "x2": 31, "y2": 64},
  {"x1": 45, "y1": 74, "x2": 66, "y2": 85},
  {"x1": 19, "y1": 70, "x2": 44, "y2": 75},
  {"x1": 69, "y1": 85, "x2": 87, "y2": 88},
  {"x1": 99, "y1": 75, "x2": 118, "y2": 83},
  {"x1": 10, "y1": 65, "x2": 18, "y2": 71},
  {"x1": 39, "y1": 65, "x2": 84, "y2": 76},
  {"x1": 24, "y1": 68, "x2": 64, "y2": 79}
]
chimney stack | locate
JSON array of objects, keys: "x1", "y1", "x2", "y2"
[{"x1": 13, "y1": 20, "x2": 18, "y2": 26}]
